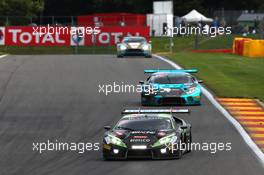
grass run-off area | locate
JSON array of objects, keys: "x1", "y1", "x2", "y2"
[{"x1": 162, "y1": 52, "x2": 264, "y2": 101}]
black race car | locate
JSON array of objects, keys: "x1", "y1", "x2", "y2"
[{"x1": 102, "y1": 108, "x2": 192, "y2": 160}]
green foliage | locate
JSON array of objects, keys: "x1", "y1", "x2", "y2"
[
  {"x1": 0, "y1": 0, "x2": 44, "y2": 17},
  {"x1": 174, "y1": 0, "x2": 204, "y2": 16},
  {"x1": 260, "y1": 18, "x2": 264, "y2": 39}
]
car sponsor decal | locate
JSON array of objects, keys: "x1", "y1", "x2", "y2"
[{"x1": 130, "y1": 138, "x2": 151, "y2": 143}]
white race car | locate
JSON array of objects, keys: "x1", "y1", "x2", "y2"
[{"x1": 117, "y1": 36, "x2": 152, "y2": 58}]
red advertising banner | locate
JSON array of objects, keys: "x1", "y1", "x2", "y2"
[
  {"x1": 0, "y1": 26, "x2": 150, "y2": 46},
  {"x1": 4, "y1": 26, "x2": 71, "y2": 46},
  {"x1": 85, "y1": 26, "x2": 150, "y2": 46}
]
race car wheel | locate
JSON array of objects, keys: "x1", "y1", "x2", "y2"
[
  {"x1": 141, "y1": 99, "x2": 148, "y2": 106},
  {"x1": 176, "y1": 148, "x2": 183, "y2": 159},
  {"x1": 141, "y1": 95, "x2": 151, "y2": 106},
  {"x1": 186, "y1": 132, "x2": 192, "y2": 153},
  {"x1": 117, "y1": 55, "x2": 124, "y2": 58},
  {"x1": 145, "y1": 55, "x2": 152, "y2": 58},
  {"x1": 102, "y1": 154, "x2": 109, "y2": 161}
]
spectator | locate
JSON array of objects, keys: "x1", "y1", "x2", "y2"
[{"x1": 212, "y1": 16, "x2": 220, "y2": 28}]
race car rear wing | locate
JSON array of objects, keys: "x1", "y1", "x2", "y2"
[
  {"x1": 122, "y1": 108, "x2": 190, "y2": 114},
  {"x1": 144, "y1": 69, "x2": 198, "y2": 74}
]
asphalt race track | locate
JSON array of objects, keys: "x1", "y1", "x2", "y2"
[{"x1": 0, "y1": 55, "x2": 263, "y2": 175}]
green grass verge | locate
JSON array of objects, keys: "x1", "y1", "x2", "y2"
[
  {"x1": 0, "y1": 46, "x2": 115, "y2": 55},
  {"x1": 152, "y1": 36, "x2": 197, "y2": 52},
  {"x1": 0, "y1": 34, "x2": 260, "y2": 55},
  {"x1": 196, "y1": 34, "x2": 259, "y2": 50},
  {"x1": 162, "y1": 52, "x2": 264, "y2": 101},
  {"x1": 152, "y1": 34, "x2": 260, "y2": 53}
]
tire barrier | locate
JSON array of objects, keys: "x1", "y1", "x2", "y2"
[{"x1": 233, "y1": 37, "x2": 264, "y2": 58}]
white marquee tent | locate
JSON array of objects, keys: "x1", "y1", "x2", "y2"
[{"x1": 181, "y1": 9, "x2": 213, "y2": 22}]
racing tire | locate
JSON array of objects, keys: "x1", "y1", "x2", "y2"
[
  {"x1": 102, "y1": 154, "x2": 108, "y2": 161},
  {"x1": 186, "y1": 132, "x2": 192, "y2": 153},
  {"x1": 102, "y1": 154, "x2": 113, "y2": 161},
  {"x1": 141, "y1": 100, "x2": 148, "y2": 106},
  {"x1": 141, "y1": 95, "x2": 151, "y2": 106},
  {"x1": 176, "y1": 148, "x2": 183, "y2": 159},
  {"x1": 145, "y1": 55, "x2": 152, "y2": 58}
]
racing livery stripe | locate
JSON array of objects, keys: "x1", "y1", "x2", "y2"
[{"x1": 218, "y1": 98, "x2": 264, "y2": 152}]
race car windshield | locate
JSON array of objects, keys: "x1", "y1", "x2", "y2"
[
  {"x1": 123, "y1": 38, "x2": 146, "y2": 43},
  {"x1": 150, "y1": 75, "x2": 193, "y2": 84},
  {"x1": 116, "y1": 118, "x2": 173, "y2": 131}
]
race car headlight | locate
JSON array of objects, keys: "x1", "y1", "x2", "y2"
[
  {"x1": 105, "y1": 134, "x2": 127, "y2": 148},
  {"x1": 152, "y1": 134, "x2": 178, "y2": 147},
  {"x1": 186, "y1": 87, "x2": 196, "y2": 94},
  {"x1": 119, "y1": 45, "x2": 127, "y2": 50},
  {"x1": 142, "y1": 44, "x2": 149, "y2": 51}
]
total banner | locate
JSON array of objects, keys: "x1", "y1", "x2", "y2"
[
  {"x1": 0, "y1": 27, "x2": 5, "y2": 45},
  {"x1": 0, "y1": 26, "x2": 150, "y2": 46}
]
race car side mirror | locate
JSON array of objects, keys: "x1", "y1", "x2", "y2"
[
  {"x1": 180, "y1": 126, "x2": 188, "y2": 130},
  {"x1": 198, "y1": 80, "x2": 203, "y2": 83},
  {"x1": 139, "y1": 80, "x2": 144, "y2": 84},
  {"x1": 104, "y1": 126, "x2": 111, "y2": 130}
]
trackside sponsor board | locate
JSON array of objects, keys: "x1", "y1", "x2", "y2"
[
  {"x1": 5, "y1": 27, "x2": 70, "y2": 46},
  {"x1": 70, "y1": 27, "x2": 85, "y2": 46},
  {"x1": 84, "y1": 27, "x2": 150, "y2": 46},
  {"x1": 3, "y1": 26, "x2": 150, "y2": 46},
  {"x1": 0, "y1": 27, "x2": 5, "y2": 45}
]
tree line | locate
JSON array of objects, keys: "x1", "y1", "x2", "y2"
[{"x1": 0, "y1": 0, "x2": 264, "y2": 17}]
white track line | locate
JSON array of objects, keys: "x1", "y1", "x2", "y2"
[
  {"x1": 154, "y1": 54, "x2": 264, "y2": 166},
  {"x1": 0, "y1": 54, "x2": 8, "y2": 60}
]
